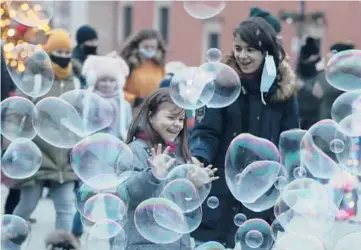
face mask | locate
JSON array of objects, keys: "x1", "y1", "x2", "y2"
[
  {"x1": 50, "y1": 55, "x2": 71, "y2": 68},
  {"x1": 139, "y1": 48, "x2": 156, "y2": 59},
  {"x1": 83, "y1": 45, "x2": 97, "y2": 55},
  {"x1": 260, "y1": 52, "x2": 277, "y2": 105}
]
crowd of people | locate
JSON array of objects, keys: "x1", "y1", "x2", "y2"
[{"x1": 1, "y1": 6, "x2": 359, "y2": 250}]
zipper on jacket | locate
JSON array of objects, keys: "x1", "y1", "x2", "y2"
[
  {"x1": 59, "y1": 171, "x2": 64, "y2": 184},
  {"x1": 60, "y1": 81, "x2": 64, "y2": 94}
]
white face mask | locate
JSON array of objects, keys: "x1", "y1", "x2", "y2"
[
  {"x1": 260, "y1": 53, "x2": 277, "y2": 105},
  {"x1": 139, "y1": 48, "x2": 157, "y2": 59}
]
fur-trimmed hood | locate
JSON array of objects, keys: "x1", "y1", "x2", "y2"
[{"x1": 223, "y1": 54, "x2": 300, "y2": 102}]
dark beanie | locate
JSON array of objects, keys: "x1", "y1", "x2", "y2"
[
  {"x1": 249, "y1": 7, "x2": 282, "y2": 33},
  {"x1": 330, "y1": 42, "x2": 355, "y2": 53},
  {"x1": 76, "y1": 25, "x2": 98, "y2": 45},
  {"x1": 159, "y1": 73, "x2": 175, "y2": 88}
]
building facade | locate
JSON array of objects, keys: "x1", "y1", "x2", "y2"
[{"x1": 53, "y1": 1, "x2": 361, "y2": 66}]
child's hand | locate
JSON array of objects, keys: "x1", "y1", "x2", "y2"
[
  {"x1": 148, "y1": 144, "x2": 176, "y2": 180},
  {"x1": 188, "y1": 163, "x2": 219, "y2": 189}
]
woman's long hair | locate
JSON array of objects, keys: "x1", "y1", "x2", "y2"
[
  {"x1": 126, "y1": 88, "x2": 192, "y2": 162},
  {"x1": 119, "y1": 29, "x2": 167, "y2": 72}
]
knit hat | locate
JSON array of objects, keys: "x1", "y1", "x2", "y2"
[
  {"x1": 76, "y1": 25, "x2": 98, "y2": 45},
  {"x1": 43, "y1": 29, "x2": 72, "y2": 53},
  {"x1": 330, "y1": 42, "x2": 355, "y2": 53},
  {"x1": 82, "y1": 55, "x2": 129, "y2": 90},
  {"x1": 249, "y1": 7, "x2": 282, "y2": 33}
]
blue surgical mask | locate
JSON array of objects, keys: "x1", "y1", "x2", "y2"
[
  {"x1": 139, "y1": 48, "x2": 156, "y2": 59},
  {"x1": 260, "y1": 53, "x2": 277, "y2": 105}
]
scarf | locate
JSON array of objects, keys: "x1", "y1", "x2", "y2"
[
  {"x1": 135, "y1": 131, "x2": 177, "y2": 153},
  {"x1": 52, "y1": 62, "x2": 72, "y2": 80}
]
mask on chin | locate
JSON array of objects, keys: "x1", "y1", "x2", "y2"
[
  {"x1": 139, "y1": 48, "x2": 157, "y2": 59},
  {"x1": 83, "y1": 45, "x2": 97, "y2": 55},
  {"x1": 260, "y1": 52, "x2": 277, "y2": 105}
]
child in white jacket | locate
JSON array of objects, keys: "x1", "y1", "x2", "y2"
[{"x1": 82, "y1": 55, "x2": 132, "y2": 140}]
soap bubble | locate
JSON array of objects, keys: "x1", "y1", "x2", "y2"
[
  {"x1": 329, "y1": 139, "x2": 345, "y2": 153},
  {"x1": 245, "y1": 230, "x2": 264, "y2": 248},
  {"x1": 32, "y1": 97, "x2": 83, "y2": 148},
  {"x1": 274, "y1": 232, "x2": 326, "y2": 250},
  {"x1": 333, "y1": 231, "x2": 361, "y2": 250},
  {"x1": 1, "y1": 138, "x2": 42, "y2": 179},
  {"x1": 207, "y1": 196, "x2": 219, "y2": 209},
  {"x1": 169, "y1": 66, "x2": 215, "y2": 110},
  {"x1": 206, "y1": 48, "x2": 222, "y2": 63},
  {"x1": 234, "y1": 219, "x2": 273, "y2": 250},
  {"x1": 6, "y1": 0, "x2": 54, "y2": 27},
  {"x1": 199, "y1": 62, "x2": 241, "y2": 108},
  {"x1": 326, "y1": 49, "x2": 361, "y2": 91},
  {"x1": 5, "y1": 44, "x2": 54, "y2": 98},
  {"x1": 183, "y1": 0, "x2": 225, "y2": 20},
  {"x1": 71, "y1": 133, "x2": 134, "y2": 190},
  {"x1": 331, "y1": 90, "x2": 361, "y2": 123},
  {"x1": 1, "y1": 214, "x2": 31, "y2": 249},
  {"x1": 59, "y1": 90, "x2": 114, "y2": 136},
  {"x1": 233, "y1": 213, "x2": 247, "y2": 227},
  {"x1": 195, "y1": 241, "x2": 226, "y2": 250},
  {"x1": 134, "y1": 198, "x2": 183, "y2": 244},
  {"x1": 274, "y1": 176, "x2": 288, "y2": 190},
  {"x1": 293, "y1": 167, "x2": 307, "y2": 179},
  {"x1": 1, "y1": 96, "x2": 37, "y2": 141}
]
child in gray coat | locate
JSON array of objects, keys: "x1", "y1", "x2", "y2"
[{"x1": 120, "y1": 88, "x2": 218, "y2": 250}]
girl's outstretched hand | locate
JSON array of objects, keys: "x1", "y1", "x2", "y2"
[
  {"x1": 188, "y1": 163, "x2": 219, "y2": 189},
  {"x1": 148, "y1": 144, "x2": 176, "y2": 180}
]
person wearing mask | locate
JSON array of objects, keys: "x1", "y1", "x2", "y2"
[
  {"x1": 120, "y1": 29, "x2": 166, "y2": 108},
  {"x1": 296, "y1": 36, "x2": 323, "y2": 129},
  {"x1": 4, "y1": 29, "x2": 80, "y2": 248},
  {"x1": 190, "y1": 17, "x2": 300, "y2": 248},
  {"x1": 72, "y1": 25, "x2": 99, "y2": 88}
]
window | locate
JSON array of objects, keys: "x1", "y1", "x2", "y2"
[
  {"x1": 201, "y1": 20, "x2": 222, "y2": 63},
  {"x1": 208, "y1": 32, "x2": 220, "y2": 49},
  {"x1": 123, "y1": 5, "x2": 133, "y2": 40},
  {"x1": 154, "y1": 1, "x2": 171, "y2": 43}
]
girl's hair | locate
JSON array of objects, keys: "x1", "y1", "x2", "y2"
[
  {"x1": 120, "y1": 29, "x2": 167, "y2": 71},
  {"x1": 126, "y1": 88, "x2": 192, "y2": 162},
  {"x1": 233, "y1": 17, "x2": 286, "y2": 70}
]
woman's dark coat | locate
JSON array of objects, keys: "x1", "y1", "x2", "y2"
[{"x1": 189, "y1": 55, "x2": 300, "y2": 248}]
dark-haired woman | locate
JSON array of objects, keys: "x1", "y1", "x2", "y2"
[
  {"x1": 190, "y1": 17, "x2": 300, "y2": 248},
  {"x1": 120, "y1": 29, "x2": 167, "y2": 108}
]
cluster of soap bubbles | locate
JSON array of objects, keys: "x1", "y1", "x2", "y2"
[{"x1": 169, "y1": 49, "x2": 241, "y2": 110}]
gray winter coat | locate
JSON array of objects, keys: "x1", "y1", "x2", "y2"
[{"x1": 122, "y1": 139, "x2": 192, "y2": 250}]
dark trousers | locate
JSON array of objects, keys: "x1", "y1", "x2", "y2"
[{"x1": 4, "y1": 188, "x2": 20, "y2": 214}]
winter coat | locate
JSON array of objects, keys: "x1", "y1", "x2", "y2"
[
  {"x1": 4, "y1": 75, "x2": 81, "y2": 188},
  {"x1": 189, "y1": 56, "x2": 300, "y2": 248},
  {"x1": 121, "y1": 138, "x2": 192, "y2": 250}
]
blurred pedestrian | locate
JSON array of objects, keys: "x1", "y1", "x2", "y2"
[
  {"x1": 120, "y1": 29, "x2": 166, "y2": 108},
  {"x1": 72, "y1": 25, "x2": 99, "y2": 88},
  {"x1": 190, "y1": 17, "x2": 300, "y2": 248},
  {"x1": 5, "y1": 29, "x2": 80, "y2": 247},
  {"x1": 296, "y1": 36, "x2": 323, "y2": 129}
]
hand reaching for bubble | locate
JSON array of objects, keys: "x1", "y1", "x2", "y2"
[
  {"x1": 187, "y1": 163, "x2": 219, "y2": 189},
  {"x1": 147, "y1": 144, "x2": 176, "y2": 180}
]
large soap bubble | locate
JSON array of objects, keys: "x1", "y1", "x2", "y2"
[
  {"x1": 1, "y1": 96, "x2": 38, "y2": 141},
  {"x1": 225, "y1": 134, "x2": 280, "y2": 202},
  {"x1": 60, "y1": 90, "x2": 114, "y2": 136},
  {"x1": 1, "y1": 214, "x2": 31, "y2": 249},
  {"x1": 71, "y1": 133, "x2": 134, "y2": 190},
  {"x1": 169, "y1": 67, "x2": 215, "y2": 110},
  {"x1": 326, "y1": 49, "x2": 361, "y2": 91},
  {"x1": 331, "y1": 90, "x2": 361, "y2": 123},
  {"x1": 333, "y1": 232, "x2": 361, "y2": 250},
  {"x1": 86, "y1": 220, "x2": 127, "y2": 249},
  {"x1": 5, "y1": 44, "x2": 54, "y2": 98},
  {"x1": 183, "y1": 1, "x2": 225, "y2": 20},
  {"x1": 274, "y1": 232, "x2": 326, "y2": 250},
  {"x1": 165, "y1": 61, "x2": 187, "y2": 74},
  {"x1": 33, "y1": 97, "x2": 83, "y2": 148},
  {"x1": 6, "y1": 0, "x2": 54, "y2": 27},
  {"x1": 1, "y1": 138, "x2": 42, "y2": 179},
  {"x1": 199, "y1": 62, "x2": 241, "y2": 108}
]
